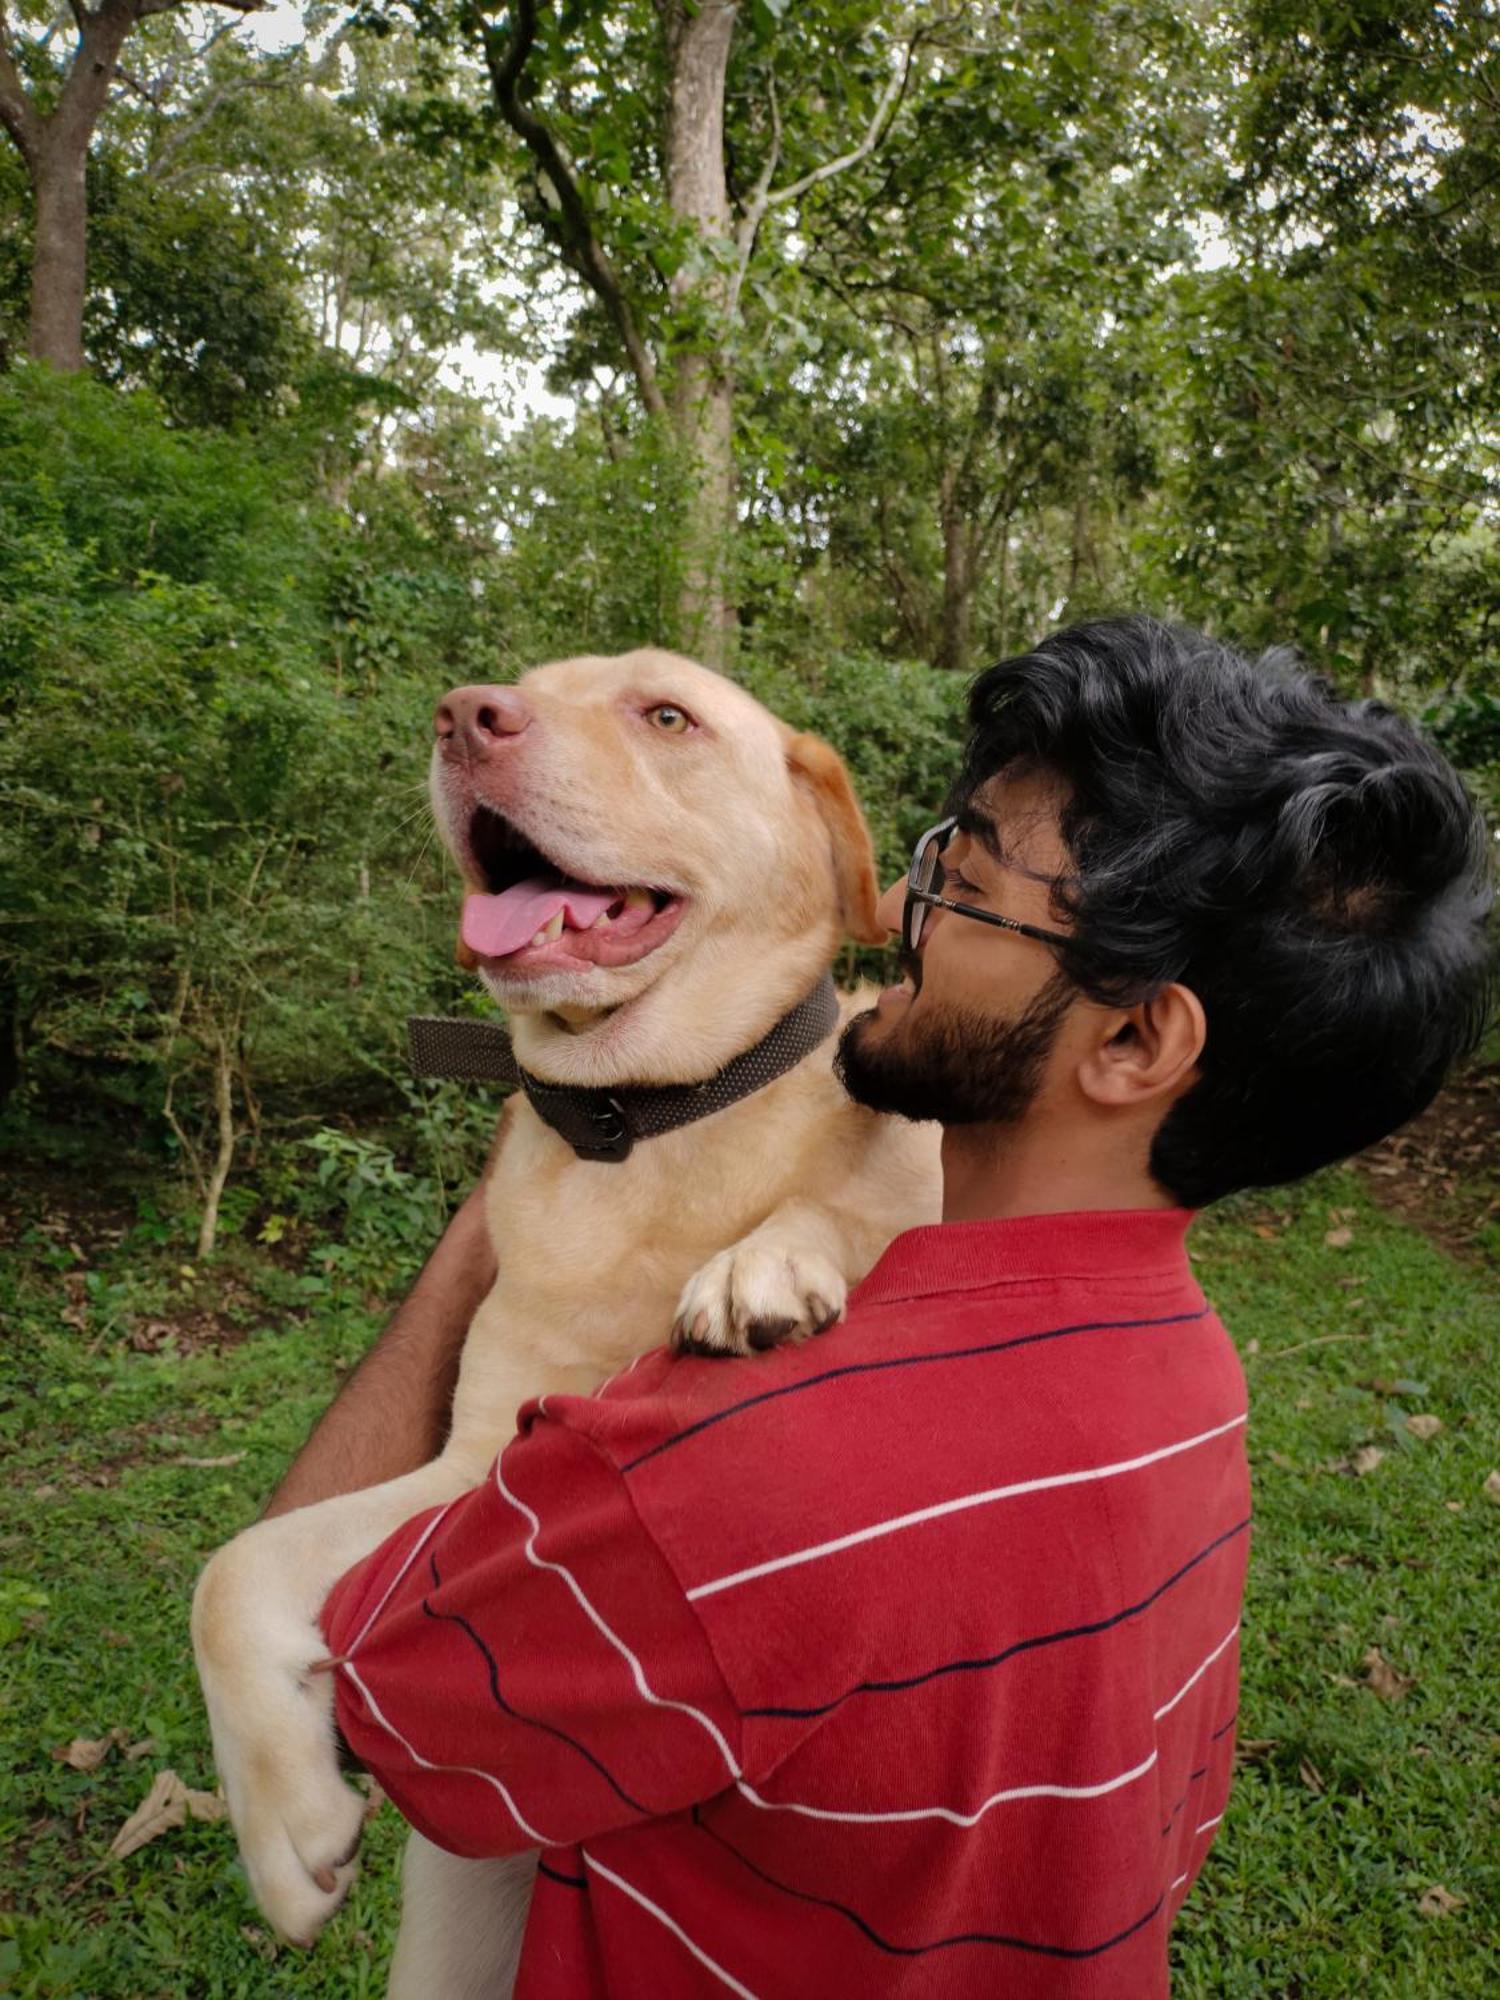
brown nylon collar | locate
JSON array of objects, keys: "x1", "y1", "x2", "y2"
[{"x1": 407, "y1": 975, "x2": 841, "y2": 1164}]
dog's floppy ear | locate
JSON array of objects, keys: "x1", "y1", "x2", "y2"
[{"x1": 785, "y1": 731, "x2": 886, "y2": 945}]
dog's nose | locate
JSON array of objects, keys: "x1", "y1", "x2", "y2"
[{"x1": 434, "y1": 685, "x2": 530, "y2": 760}]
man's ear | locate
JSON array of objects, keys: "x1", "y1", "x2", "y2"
[
  {"x1": 785, "y1": 731, "x2": 886, "y2": 944},
  {"x1": 1078, "y1": 984, "x2": 1206, "y2": 1109}
]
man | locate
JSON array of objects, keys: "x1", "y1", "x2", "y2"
[{"x1": 286, "y1": 617, "x2": 1491, "y2": 1996}]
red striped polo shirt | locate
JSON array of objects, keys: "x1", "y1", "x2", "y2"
[{"x1": 324, "y1": 1206, "x2": 1249, "y2": 1998}]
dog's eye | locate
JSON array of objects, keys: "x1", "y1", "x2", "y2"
[{"x1": 644, "y1": 704, "x2": 693, "y2": 734}]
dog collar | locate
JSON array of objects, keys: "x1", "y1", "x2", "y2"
[{"x1": 406, "y1": 975, "x2": 841, "y2": 1164}]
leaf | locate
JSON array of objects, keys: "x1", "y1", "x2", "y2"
[
  {"x1": 1483, "y1": 1470, "x2": 1500, "y2": 1505},
  {"x1": 1298, "y1": 1756, "x2": 1325, "y2": 1792},
  {"x1": 1363, "y1": 1646, "x2": 1415, "y2": 1702},
  {"x1": 1417, "y1": 1885, "x2": 1466, "y2": 1917},
  {"x1": 53, "y1": 1727, "x2": 130, "y2": 1771},
  {"x1": 1348, "y1": 1445, "x2": 1386, "y2": 1477},
  {"x1": 1404, "y1": 1414, "x2": 1443, "y2": 1440},
  {"x1": 1324, "y1": 1225, "x2": 1354, "y2": 1248},
  {"x1": 173, "y1": 1451, "x2": 246, "y2": 1469},
  {"x1": 107, "y1": 1769, "x2": 226, "y2": 1862}
]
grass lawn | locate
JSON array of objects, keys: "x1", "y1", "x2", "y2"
[{"x1": 1, "y1": 1132, "x2": 1496, "y2": 1997}]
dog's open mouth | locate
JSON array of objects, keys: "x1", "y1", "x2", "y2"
[{"x1": 461, "y1": 805, "x2": 686, "y2": 972}]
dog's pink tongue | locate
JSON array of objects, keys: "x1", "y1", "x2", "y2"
[{"x1": 462, "y1": 879, "x2": 616, "y2": 958}]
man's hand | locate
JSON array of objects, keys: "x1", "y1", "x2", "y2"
[{"x1": 263, "y1": 1114, "x2": 506, "y2": 1518}]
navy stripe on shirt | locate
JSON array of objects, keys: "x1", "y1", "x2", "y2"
[
  {"x1": 623, "y1": 1306, "x2": 1212, "y2": 1474},
  {"x1": 743, "y1": 1514, "x2": 1250, "y2": 1719}
]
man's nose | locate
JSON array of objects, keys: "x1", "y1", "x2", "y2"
[{"x1": 434, "y1": 685, "x2": 531, "y2": 762}]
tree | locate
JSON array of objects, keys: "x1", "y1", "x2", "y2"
[
  {"x1": 382, "y1": 0, "x2": 927, "y2": 664},
  {"x1": 738, "y1": 0, "x2": 1205, "y2": 671},
  {"x1": 1135, "y1": 0, "x2": 1500, "y2": 720},
  {"x1": 0, "y1": 0, "x2": 264, "y2": 371}
]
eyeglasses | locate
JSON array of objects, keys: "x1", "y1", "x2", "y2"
[{"x1": 903, "y1": 816, "x2": 1077, "y2": 958}]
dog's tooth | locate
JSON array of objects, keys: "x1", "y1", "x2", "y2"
[
  {"x1": 540, "y1": 910, "x2": 565, "y2": 942},
  {"x1": 530, "y1": 930, "x2": 548, "y2": 948},
  {"x1": 591, "y1": 910, "x2": 613, "y2": 929},
  {"x1": 623, "y1": 887, "x2": 653, "y2": 912}
]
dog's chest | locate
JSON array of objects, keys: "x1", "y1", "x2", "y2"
[{"x1": 485, "y1": 1096, "x2": 811, "y2": 1342}]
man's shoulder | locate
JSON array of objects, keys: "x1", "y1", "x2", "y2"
[{"x1": 527, "y1": 1240, "x2": 1233, "y2": 1500}]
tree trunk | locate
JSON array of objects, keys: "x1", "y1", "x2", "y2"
[
  {"x1": 1, "y1": 0, "x2": 137, "y2": 373},
  {"x1": 661, "y1": 0, "x2": 738, "y2": 668},
  {"x1": 196, "y1": 1033, "x2": 237, "y2": 1260},
  {"x1": 28, "y1": 141, "x2": 89, "y2": 370},
  {"x1": 671, "y1": 356, "x2": 735, "y2": 668}
]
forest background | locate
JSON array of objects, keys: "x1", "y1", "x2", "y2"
[{"x1": 0, "y1": 1, "x2": 1497, "y2": 1995}]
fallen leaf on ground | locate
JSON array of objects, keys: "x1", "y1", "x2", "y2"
[
  {"x1": 173, "y1": 1451, "x2": 246, "y2": 1469},
  {"x1": 1444, "y1": 1500, "x2": 1464, "y2": 1514},
  {"x1": 1417, "y1": 1885, "x2": 1466, "y2": 1918},
  {"x1": 1483, "y1": 1470, "x2": 1500, "y2": 1505},
  {"x1": 1405, "y1": 1414, "x2": 1443, "y2": 1440},
  {"x1": 1363, "y1": 1646, "x2": 1415, "y2": 1702},
  {"x1": 1324, "y1": 1226, "x2": 1354, "y2": 1249},
  {"x1": 1333, "y1": 1444, "x2": 1387, "y2": 1477},
  {"x1": 1298, "y1": 1757, "x2": 1325, "y2": 1793},
  {"x1": 108, "y1": 1769, "x2": 227, "y2": 1861},
  {"x1": 53, "y1": 1727, "x2": 130, "y2": 1771}
]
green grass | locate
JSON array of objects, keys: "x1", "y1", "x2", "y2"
[{"x1": 1, "y1": 1149, "x2": 1496, "y2": 1997}]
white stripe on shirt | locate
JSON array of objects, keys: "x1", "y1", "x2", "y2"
[
  {"x1": 584, "y1": 1853, "x2": 760, "y2": 1998},
  {"x1": 1153, "y1": 1624, "x2": 1240, "y2": 1722},
  {"x1": 494, "y1": 1453, "x2": 743, "y2": 1779},
  {"x1": 734, "y1": 1746, "x2": 1159, "y2": 1827},
  {"x1": 686, "y1": 1410, "x2": 1249, "y2": 1601},
  {"x1": 341, "y1": 1660, "x2": 558, "y2": 1845},
  {"x1": 344, "y1": 1500, "x2": 456, "y2": 1660}
]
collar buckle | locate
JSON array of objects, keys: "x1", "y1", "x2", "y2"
[{"x1": 520, "y1": 1076, "x2": 634, "y2": 1162}]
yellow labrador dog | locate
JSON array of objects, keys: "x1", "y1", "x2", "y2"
[{"x1": 192, "y1": 650, "x2": 941, "y2": 1990}]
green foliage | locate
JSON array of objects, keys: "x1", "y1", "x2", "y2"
[{"x1": 0, "y1": 368, "x2": 478, "y2": 1215}]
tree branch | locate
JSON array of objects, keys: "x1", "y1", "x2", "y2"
[
  {"x1": 480, "y1": 0, "x2": 665, "y2": 417},
  {"x1": 764, "y1": 34, "x2": 917, "y2": 212},
  {"x1": 722, "y1": 63, "x2": 792, "y2": 326},
  {"x1": 0, "y1": 5, "x2": 41, "y2": 163}
]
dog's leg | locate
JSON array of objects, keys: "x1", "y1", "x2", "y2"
[
  {"x1": 672, "y1": 1195, "x2": 877, "y2": 1354},
  {"x1": 387, "y1": 1837, "x2": 536, "y2": 2000},
  {"x1": 192, "y1": 1449, "x2": 489, "y2": 1948}
]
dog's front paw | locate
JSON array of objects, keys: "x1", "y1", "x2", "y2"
[
  {"x1": 673, "y1": 1240, "x2": 846, "y2": 1356},
  {"x1": 193, "y1": 1535, "x2": 368, "y2": 1947}
]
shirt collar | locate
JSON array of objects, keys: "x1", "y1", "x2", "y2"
[{"x1": 851, "y1": 1206, "x2": 1198, "y2": 1307}]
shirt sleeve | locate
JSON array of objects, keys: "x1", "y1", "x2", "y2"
[{"x1": 320, "y1": 1408, "x2": 744, "y2": 1860}]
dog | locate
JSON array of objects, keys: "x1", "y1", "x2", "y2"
[{"x1": 192, "y1": 649, "x2": 941, "y2": 1992}]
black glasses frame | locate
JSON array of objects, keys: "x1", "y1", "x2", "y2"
[{"x1": 903, "y1": 816, "x2": 1077, "y2": 958}]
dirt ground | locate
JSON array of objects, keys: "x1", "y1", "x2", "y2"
[{"x1": 1355, "y1": 1059, "x2": 1498, "y2": 1262}]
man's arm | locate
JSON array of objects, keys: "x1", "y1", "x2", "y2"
[
  {"x1": 263, "y1": 1168, "x2": 499, "y2": 1520},
  {"x1": 320, "y1": 1407, "x2": 749, "y2": 1857}
]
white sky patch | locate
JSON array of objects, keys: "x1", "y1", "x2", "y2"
[{"x1": 1189, "y1": 212, "x2": 1235, "y2": 271}]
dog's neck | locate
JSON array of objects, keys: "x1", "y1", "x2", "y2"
[{"x1": 506, "y1": 925, "x2": 840, "y2": 1090}]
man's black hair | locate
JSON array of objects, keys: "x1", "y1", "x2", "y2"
[{"x1": 959, "y1": 615, "x2": 1494, "y2": 1207}]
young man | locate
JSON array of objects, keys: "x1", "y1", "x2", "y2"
[{"x1": 290, "y1": 618, "x2": 1492, "y2": 1996}]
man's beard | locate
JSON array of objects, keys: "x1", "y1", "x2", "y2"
[{"x1": 835, "y1": 971, "x2": 1073, "y2": 1127}]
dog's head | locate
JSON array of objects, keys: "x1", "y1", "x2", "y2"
[{"x1": 428, "y1": 650, "x2": 883, "y2": 1080}]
